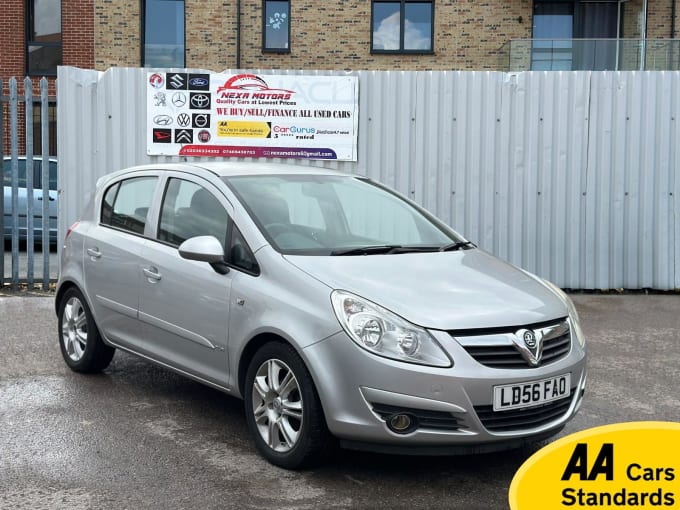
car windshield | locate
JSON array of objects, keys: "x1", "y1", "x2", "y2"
[{"x1": 226, "y1": 174, "x2": 462, "y2": 255}]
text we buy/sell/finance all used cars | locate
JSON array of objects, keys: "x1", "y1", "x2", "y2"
[{"x1": 56, "y1": 162, "x2": 587, "y2": 469}]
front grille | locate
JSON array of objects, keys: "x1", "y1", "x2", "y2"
[
  {"x1": 474, "y1": 392, "x2": 574, "y2": 432},
  {"x1": 371, "y1": 403, "x2": 462, "y2": 431},
  {"x1": 453, "y1": 318, "x2": 572, "y2": 369},
  {"x1": 463, "y1": 332, "x2": 571, "y2": 368}
]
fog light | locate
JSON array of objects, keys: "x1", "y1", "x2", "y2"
[{"x1": 387, "y1": 413, "x2": 416, "y2": 434}]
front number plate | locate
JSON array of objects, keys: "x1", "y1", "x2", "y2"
[{"x1": 493, "y1": 373, "x2": 571, "y2": 412}]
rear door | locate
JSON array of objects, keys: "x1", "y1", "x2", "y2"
[{"x1": 83, "y1": 174, "x2": 160, "y2": 346}]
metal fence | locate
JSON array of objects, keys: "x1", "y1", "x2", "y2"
[
  {"x1": 57, "y1": 67, "x2": 680, "y2": 290},
  {"x1": 1, "y1": 77, "x2": 56, "y2": 290}
]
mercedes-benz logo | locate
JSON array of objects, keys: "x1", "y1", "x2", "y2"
[
  {"x1": 190, "y1": 94, "x2": 210, "y2": 109},
  {"x1": 172, "y1": 92, "x2": 187, "y2": 107}
]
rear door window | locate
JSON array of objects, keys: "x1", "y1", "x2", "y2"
[{"x1": 101, "y1": 177, "x2": 158, "y2": 235}]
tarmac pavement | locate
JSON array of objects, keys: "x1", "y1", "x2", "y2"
[{"x1": 0, "y1": 293, "x2": 679, "y2": 509}]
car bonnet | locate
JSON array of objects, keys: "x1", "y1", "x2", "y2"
[{"x1": 284, "y1": 249, "x2": 568, "y2": 330}]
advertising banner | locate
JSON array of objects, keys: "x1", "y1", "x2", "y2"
[{"x1": 146, "y1": 72, "x2": 358, "y2": 161}]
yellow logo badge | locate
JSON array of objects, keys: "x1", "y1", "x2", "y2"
[{"x1": 509, "y1": 422, "x2": 680, "y2": 509}]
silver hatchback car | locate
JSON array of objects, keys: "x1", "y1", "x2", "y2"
[{"x1": 56, "y1": 162, "x2": 587, "y2": 468}]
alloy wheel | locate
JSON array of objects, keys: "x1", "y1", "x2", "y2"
[
  {"x1": 62, "y1": 296, "x2": 88, "y2": 362},
  {"x1": 251, "y1": 358, "x2": 304, "y2": 453}
]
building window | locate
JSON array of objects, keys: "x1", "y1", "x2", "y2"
[
  {"x1": 371, "y1": 0, "x2": 433, "y2": 53},
  {"x1": 143, "y1": 0, "x2": 185, "y2": 67},
  {"x1": 263, "y1": 1, "x2": 290, "y2": 52},
  {"x1": 26, "y1": 0, "x2": 62, "y2": 76}
]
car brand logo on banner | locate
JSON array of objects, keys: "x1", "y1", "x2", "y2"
[
  {"x1": 153, "y1": 115, "x2": 173, "y2": 126},
  {"x1": 175, "y1": 129, "x2": 193, "y2": 144},
  {"x1": 189, "y1": 74, "x2": 210, "y2": 90},
  {"x1": 149, "y1": 73, "x2": 164, "y2": 89},
  {"x1": 190, "y1": 93, "x2": 211, "y2": 109},
  {"x1": 167, "y1": 73, "x2": 187, "y2": 90},
  {"x1": 177, "y1": 114, "x2": 191, "y2": 127},
  {"x1": 172, "y1": 92, "x2": 187, "y2": 108},
  {"x1": 192, "y1": 113, "x2": 210, "y2": 128},
  {"x1": 152, "y1": 128, "x2": 172, "y2": 143}
]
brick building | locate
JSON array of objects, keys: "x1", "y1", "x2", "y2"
[
  {"x1": 1, "y1": 0, "x2": 94, "y2": 155},
  {"x1": 96, "y1": 0, "x2": 678, "y2": 72},
  {"x1": 2, "y1": 0, "x2": 679, "y2": 155}
]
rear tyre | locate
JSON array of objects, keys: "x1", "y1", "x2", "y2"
[
  {"x1": 58, "y1": 287, "x2": 115, "y2": 373},
  {"x1": 244, "y1": 341, "x2": 333, "y2": 469}
]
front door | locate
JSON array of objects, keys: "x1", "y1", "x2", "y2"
[{"x1": 137, "y1": 176, "x2": 232, "y2": 386}]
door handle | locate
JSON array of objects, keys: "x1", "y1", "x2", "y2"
[
  {"x1": 87, "y1": 247, "x2": 102, "y2": 259},
  {"x1": 143, "y1": 267, "x2": 162, "y2": 282},
  {"x1": 37, "y1": 196, "x2": 55, "y2": 201}
]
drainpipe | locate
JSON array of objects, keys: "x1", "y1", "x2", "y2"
[
  {"x1": 672, "y1": 0, "x2": 676, "y2": 38},
  {"x1": 236, "y1": 0, "x2": 242, "y2": 69}
]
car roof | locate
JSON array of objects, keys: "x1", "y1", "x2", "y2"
[{"x1": 117, "y1": 161, "x2": 354, "y2": 179}]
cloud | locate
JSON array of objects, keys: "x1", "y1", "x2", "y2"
[
  {"x1": 373, "y1": 11, "x2": 400, "y2": 50},
  {"x1": 373, "y1": 12, "x2": 431, "y2": 51}
]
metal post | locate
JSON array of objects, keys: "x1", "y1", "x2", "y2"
[
  {"x1": 41, "y1": 78, "x2": 49, "y2": 289},
  {"x1": 25, "y1": 78, "x2": 34, "y2": 290},
  {"x1": 9, "y1": 78, "x2": 19, "y2": 290}
]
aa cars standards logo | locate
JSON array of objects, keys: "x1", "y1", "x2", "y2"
[{"x1": 509, "y1": 422, "x2": 680, "y2": 509}]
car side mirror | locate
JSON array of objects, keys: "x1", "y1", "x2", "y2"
[{"x1": 178, "y1": 236, "x2": 230, "y2": 274}]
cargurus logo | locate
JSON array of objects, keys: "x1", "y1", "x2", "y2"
[{"x1": 273, "y1": 125, "x2": 316, "y2": 134}]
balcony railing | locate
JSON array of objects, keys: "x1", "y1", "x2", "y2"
[{"x1": 499, "y1": 39, "x2": 680, "y2": 71}]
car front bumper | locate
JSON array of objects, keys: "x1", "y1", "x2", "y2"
[{"x1": 303, "y1": 328, "x2": 587, "y2": 451}]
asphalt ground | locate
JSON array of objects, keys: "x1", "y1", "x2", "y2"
[{"x1": 1, "y1": 293, "x2": 679, "y2": 509}]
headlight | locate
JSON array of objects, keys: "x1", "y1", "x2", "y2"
[
  {"x1": 330, "y1": 290, "x2": 452, "y2": 367},
  {"x1": 542, "y1": 280, "x2": 586, "y2": 348}
]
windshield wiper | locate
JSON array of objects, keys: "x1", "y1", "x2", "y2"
[
  {"x1": 331, "y1": 245, "x2": 403, "y2": 256},
  {"x1": 438, "y1": 241, "x2": 476, "y2": 252}
]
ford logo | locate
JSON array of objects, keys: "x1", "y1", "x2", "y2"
[{"x1": 189, "y1": 77, "x2": 209, "y2": 87}]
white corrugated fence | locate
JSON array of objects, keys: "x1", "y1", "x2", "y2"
[{"x1": 57, "y1": 66, "x2": 680, "y2": 290}]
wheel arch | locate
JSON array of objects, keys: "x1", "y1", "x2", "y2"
[
  {"x1": 55, "y1": 279, "x2": 81, "y2": 315},
  {"x1": 237, "y1": 332, "x2": 319, "y2": 400}
]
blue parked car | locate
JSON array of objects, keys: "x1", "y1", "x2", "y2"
[{"x1": 2, "y1": 156, "x2": 58, "y2": 245}]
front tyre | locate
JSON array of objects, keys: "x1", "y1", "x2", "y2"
[
  {"x1": 58, "y1": 287, "x2": 115, "y2": 373},
  {"x1": 244, "y1": 342, "x2": 332, "y2": 469}
]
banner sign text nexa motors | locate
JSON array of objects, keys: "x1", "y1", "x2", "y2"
[{"x1": 146, "y1": 72, "x2": 358, "y2": 161}]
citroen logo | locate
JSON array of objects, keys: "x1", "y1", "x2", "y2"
[{"x1": 513, "y1": 328, "x2": 543, "y2": 367}]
